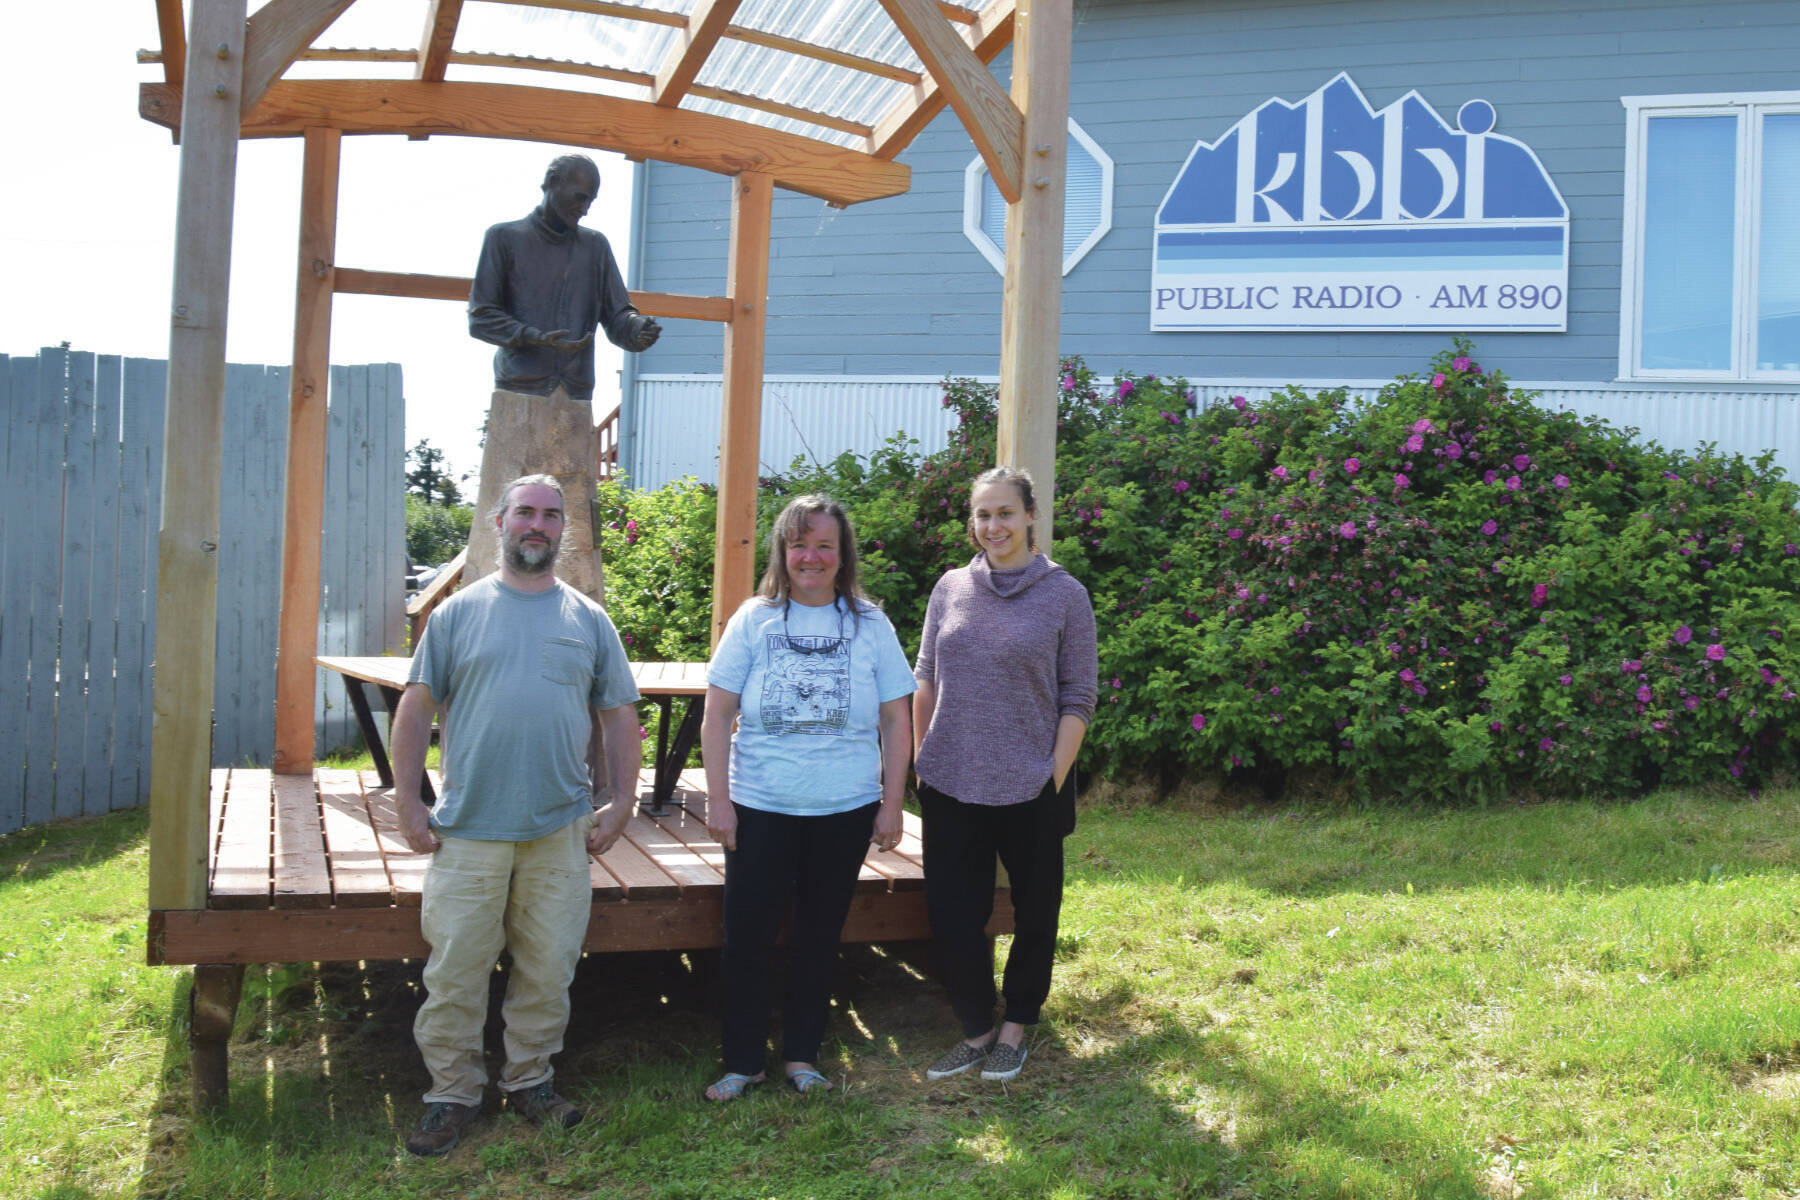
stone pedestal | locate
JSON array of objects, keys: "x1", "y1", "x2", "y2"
[
  {"x1": 464, "y1": 386, "x2": 614, "y2": 804},
  {"x1": 465, "y1": 386, "x2": 604, "y2": 603}
]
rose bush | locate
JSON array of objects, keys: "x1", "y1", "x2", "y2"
[{"x1": 598, "y1": 341, "x2": 1800, "y2": 799}]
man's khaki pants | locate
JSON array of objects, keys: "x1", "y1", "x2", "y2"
[{"x1": 414, "y1": 813, "x2": 595, "y2": 1106}]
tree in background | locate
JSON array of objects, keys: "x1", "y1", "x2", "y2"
[
  {"x1": 404, "y1": 439, "x2": 473, "y2": 565},
  {"x1": 405, "y1": 439, "x2": 464, "y2": 506}
]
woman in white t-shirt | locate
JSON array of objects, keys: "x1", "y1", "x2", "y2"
[{"x1": 699, "y1": 495, "x2": 916, "y2": 1100}]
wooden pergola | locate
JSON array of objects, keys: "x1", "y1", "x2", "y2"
[{"x1": 139, "y1": 0, "x2": 1068, "y2": 1103}]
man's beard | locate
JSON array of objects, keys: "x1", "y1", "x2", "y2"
[{"x1": 501, "y1": 531, "x2": 558, "y2": 575}]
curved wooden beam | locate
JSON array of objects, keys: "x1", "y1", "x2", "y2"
[{"x1": 139, "y1": 78, "x2": 910, "y2": 205}]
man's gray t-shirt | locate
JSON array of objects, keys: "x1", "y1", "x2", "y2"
[{"x1": 408, "y1": 576, "x2": 640, "y2": 841}]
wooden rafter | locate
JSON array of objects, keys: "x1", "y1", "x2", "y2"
[
  {"x1": 874, "y1": 0, "x2": 1014, "y2": 162},
  {"x1": 450, "y1": 51, "x2": 652, "y2": 87},
  {"x1": 722, "y1": 26, "x2": 922, "y2": 85},
  {"x1": 689, "y1": 84, "x2": 873, "y2": 140},
  {"x1": 878, "y1": 0, "x2": 1020, "y2": 199},
  {"x1": 653, "y1": 0, "x2": 741, "y2": 107},
  {"x1": 481, "y1": 0, "x2": 686, "y2": 27},
  {"x1": 416, "y1": 0, "x2": 464, "y2": 81},
  {"x1": 140, "y1": 78, "x2": 909, "y2": 205},
  {"x1": 242, "y1": 0, "x2": 361, "y2": 114}
]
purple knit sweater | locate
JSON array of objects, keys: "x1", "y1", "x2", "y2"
[{"x1": 913, "y1": 553, "x2": 1099, "y2": 806}]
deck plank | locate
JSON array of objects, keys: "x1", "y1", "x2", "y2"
[
  {"x1": 317, "y1": 768, "x2": 393, "y2": 907},
  {"x1": 360, "y1": 773, "x2": 430, "y2": 905},
  {"x1": 211, "y1": 768, "x2": 272, "y2": 909},
  {"x1": 624, "y1": 808, "x2": 722, "y2": 892},
  {"x1": 272, "y1": 774, "x2": 331, "y2": 909}
]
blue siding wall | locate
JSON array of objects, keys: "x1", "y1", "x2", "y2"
[{"x1": 639, "y1": 0, "x2": 1800, "y2": 385}]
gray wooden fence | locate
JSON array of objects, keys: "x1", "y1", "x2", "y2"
[{"x1": 0, "y1": 348, "x2": 405, "y2": 836}]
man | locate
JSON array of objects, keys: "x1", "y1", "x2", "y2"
[
  {"x1": 463, "y1": 153, "x2": 660, "y2": 603},
  {"x1": 393, "y1": 474, "x2": 642, "y2": 1157}
]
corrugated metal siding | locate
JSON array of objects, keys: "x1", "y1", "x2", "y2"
[
  {"x1": 629, "y1": 375, "x2": 1800, "y2": 489},
  {"x1": 627, "y1": 375, "x2": 960, "y2": 489}
]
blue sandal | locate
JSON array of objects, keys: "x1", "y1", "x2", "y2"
[
  {"x1": 705, "y1": 1071, "x2": 764, "y2": 1102},
  {"x1": 786, "y1": 1067, "x2": 832, "y2": 1095}
]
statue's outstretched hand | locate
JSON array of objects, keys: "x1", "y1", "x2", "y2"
[{"x1": 629, "y1": 316, "x2": 661, "y2": 352}]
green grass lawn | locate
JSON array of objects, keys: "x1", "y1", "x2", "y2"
[{"x1": 6, "y1": 789, "x2": 1800, "y2": 1199}]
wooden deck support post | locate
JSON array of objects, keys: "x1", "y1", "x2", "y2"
[
  {"x1": 993, "y1": 0, "x2": 1071, "y2": 549},
  {"x1": 273, "y1": 126, "x2": 342, "y2": 775},
  {"x1": 710, "y1": 171, "x2": 773, "y2": 647},
  {"x1": 148, "y1": 0, "x2": 248, "y2": 913},
  {"x1": 189, "y1": 963, "x2": 246, "y2": 1110}
]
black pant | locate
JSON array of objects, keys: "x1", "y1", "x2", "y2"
[
  {"x1": 920, "y1": 777, "x2": 1068, "y2": 1038},
  {"x1": 719, "y1": 801, "x2": 877, "y2": 1074}
]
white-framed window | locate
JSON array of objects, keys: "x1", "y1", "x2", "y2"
[
  {"x1": 964, "y1": 117, "x2": 1112, "y2": 276},
  {"x1": 1620, "y1": 92, "x2": 1800, "y2": 382}
]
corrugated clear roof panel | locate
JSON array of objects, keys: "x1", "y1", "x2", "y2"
[
  {"x1": 694, "y1": 41, "x2": 907, "y2": 130},
  {"x1": 682, "y1": 95, "x2": 862, "y2": 148},
  {"x1": 454, "y1": 5, "x2": 683, "y2": 82},
  {"x1": 735, "y1": 0, "x2": 922, "y2": 69},
  {"x1": 283, "y1": 0, "x2": 1005, "y2": 148}
]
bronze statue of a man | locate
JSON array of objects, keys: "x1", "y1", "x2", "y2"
[{"x1": 462, "y1": 153, "x2": 659, "y2": 603}]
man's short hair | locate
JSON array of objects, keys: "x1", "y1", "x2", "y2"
[
  {"x1": 490, "y1": 473, "x2": 565, "y2": 522},
  {"x1": 543, "y1": 154, "x2": 600, "y2": 191}
]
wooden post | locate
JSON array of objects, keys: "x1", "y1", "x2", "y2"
[
  {"x1": 993, "y1": 0, "x2": 1071, "y2": 551},
  {"x1": 273, "y1": 127, "x2": 341, "y2": 774},
  {"x1": 189, "y1": 962, "x2": 246, "y2": 1110},
  {"x1": 148, "y1": 0, "x2": 248, "y2": 912},
  {"x1": 710, "y1": 171, "x2": 772, "y2": 647}
]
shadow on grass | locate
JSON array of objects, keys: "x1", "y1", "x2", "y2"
[
  {"x1": 138, "y1": 940, "x2": 1504, "y2": 1199},
  {"x1": 0, "y1": 806, "x2": 148, "y2": 887},
  {"x1": 1077, "y1": 789, "x2": 1800, "y2": 899}
]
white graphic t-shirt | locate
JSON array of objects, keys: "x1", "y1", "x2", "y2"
[{"x1": 707, "y1": 596, "x2": 915, "y2": 816}]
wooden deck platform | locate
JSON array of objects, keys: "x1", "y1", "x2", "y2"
[{"x1": 149, "y1": 767, "x2": 1011, "y2": 967}]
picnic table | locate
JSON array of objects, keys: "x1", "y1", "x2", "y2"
[{"x1": 316, "y1": 655, "x2": 708, "y2": 815}]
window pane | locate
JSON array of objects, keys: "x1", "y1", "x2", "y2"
[
  {"x1": 1758, "y1": 113, "x2": 1800, "y2": 370},
  {"x1": 1641, "y1": 115, "x2": 1737, "y2": 371}
]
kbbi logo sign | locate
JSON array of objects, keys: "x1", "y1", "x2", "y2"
[{"x1": 1151, "y1": 74, "x2": 1569, "y2": 332}]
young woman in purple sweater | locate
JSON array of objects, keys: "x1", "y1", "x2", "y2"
[{"x1": 912, "y1": 467, "x2": 1098, "y2": 1082}]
